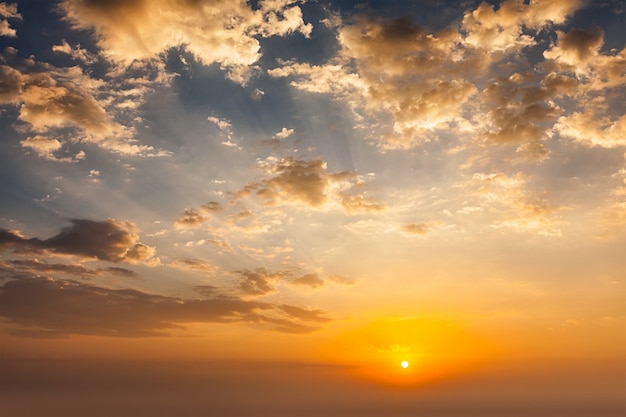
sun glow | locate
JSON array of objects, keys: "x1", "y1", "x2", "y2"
[{"x1": 321, "y1": 315, "x2": 498, "y2": 386}]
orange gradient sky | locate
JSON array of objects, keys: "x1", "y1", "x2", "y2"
[{"x1": 1, "y1": 0, "x2": 625, "y2": 416}]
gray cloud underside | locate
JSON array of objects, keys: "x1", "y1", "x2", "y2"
[
  {"x1": 0, "y1": 219, "x2": 158, "y2": 265},
  {"x1": 0, "y1": 276, "x2": 329, "y2": 337}
]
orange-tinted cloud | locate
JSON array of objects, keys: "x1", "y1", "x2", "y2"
[
  {"x1": 175, "y1": 201, "x2": 223, "y2": 229},
  {"x1": 0, "y1": 2, "x2": 20, "y2": 37}
]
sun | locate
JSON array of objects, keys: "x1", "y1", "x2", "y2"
[{"x1": 401, "y1": 360, "x2": 409, "y2": 368}]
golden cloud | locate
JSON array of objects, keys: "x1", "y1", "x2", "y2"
[
  {"x1": 59, "y1": 0, "x2": 312, "y2": 84},
  {"x1": 238, "y1": 156, "x2": 383, "y2": 212},
  {"x1": 1, "y1": 63, "x2": 167, "y2": 157}
]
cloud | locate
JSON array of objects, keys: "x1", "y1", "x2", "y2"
[
  {"x1": 0, "y1": 219, "x2": 160, "y2": 266},
  {"x1": 52, "y1": 39, "x2": 98, "y2": 64},
  {"x1": 402, "y1": 223, "x2": 429, "y2": 235},
  {"x1": 0, "y1": 275, "x2": 328, "y2": 337},
  {"x1": 279, "y1": 304, "x2": 330, "y2": 322},
  {"x1": 168, "y1": 258, "x2": 218, "y2": 275},
  {"x1": 478, "y1": 71, "x2": 579, "y2": 158},
  {"x1": 461, "y1": 0, "x2": 582, "y2": 53},
  {"x1": 175, "y1": 202, "x2": 223, "y2": 229},
  {"x1": 269, "y1": 1, "x2": 625, "y2": 157},
  {"x1": 238, "y1": 156, "x2": 383, "y2": 212},
  {"x1": 236, "y1": 268, "x2": 286, "y2": 297},
  {"x1": 0, "y1": 61, "x2": 167, "y2": 157},
  {"x1": 537, "y1": 24, "x2": 626, "y2": 149},
  {"x1": 291, "y1": 273, "x2": 324, "y2": 289},
  {"x1": 544, "y1": 25, "x2": 604, "y2": 68},
  {"x1": 339, "y1": 192, "x2": 384, "y2": 214},
  {"x1": 0, "y1": 2, "x2": 21, "y2": 37},
  {"x1": 19, "y1": 135, "x2": 63, "y2": 159},
  {"x1": 0, "y1": 258, "x2": 137, "y2": 279},
  {"x1": 58, "y1": 0, "x2": 312, "y2": 84},
  {"x1": 555, "y1": 108, "x2": 626, "y2": 148},
  {"x1": 274, "y1": 127, "x2": 294, "y2": 139},
  {"x1": 469, "y1": 172, "x2": 562, "y2": 234}
]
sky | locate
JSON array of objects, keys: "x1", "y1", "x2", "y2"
[{"x1": 1, "y1": 0, "x2": 625, "y2": 416}]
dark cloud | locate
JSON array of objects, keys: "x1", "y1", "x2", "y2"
[
  {"x1": 237, "y1": 268, "x2": 285, "y2": 297},
  {"x1": 0, "y1": 219, "x2": 159, "y2": 265},
  {"x1": 237, "y1": 157, "x2": 383, "y2": 212},
  {"x1": 553, "y1": 25, "x2": 604, "y2": 63},
  {"x1": 0, "y1": 259, "x2": 137, "y2": 279},
  {"x1": 169, "y1": 258, "x2": 218, "y2": 274},
  {"x1": 0, "y1": 276, "x2": 329, "y2": 337},
  {"x1": 279, "y1": 305, "x2": 330, "y2": 323}
]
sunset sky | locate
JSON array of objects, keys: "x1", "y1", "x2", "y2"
[{"x1": 1, "y1": 0, "x2": 625, "y2": 416}]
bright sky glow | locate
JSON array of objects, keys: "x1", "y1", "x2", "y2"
[{"x1": 1, "y1": 1, "x2": 625, "y2": 416}]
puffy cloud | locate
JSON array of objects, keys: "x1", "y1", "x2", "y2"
[
  {"x1": 461, "y1": 0, "x2": 582, "y2": 53},
  {"x1": 544, "y1": 25, "x2": 604, "y2": 67},
  {"x1": 0, "y1": 276, "x2": 328, "y2": 337},
  {"x1": 0, "y1": 2, "x2": 20, "y2": 37},
  {"x1": 268, "y1": 61, "x2": 366, "y2": 95},
  {"x1": 0, "y1": 219, "x2": 160, "y2": 266},
  {"x1": 175, "y1": 202, "x2": 223, "y2": 229},
  {"x1": 19, "y1": 136, "x2": 63, "y2": 160},
  {"x1": 274, "y1": 127, "x2": 294, "y2": 139},
  {"x1": 59, "y1": 0, "x2": 312, "y2": 84},
  {"x1": 238, "y1": 157, "x2": 383, "y2": 212},
  {"x1": 236, "y1": 268, "x2": 286, "y2": 297},
  {"x1": 339, "y1": 192, "x2": 384, "y2": 214},
  {"x1": 0, "y1": 63, "x2": 166, "y2": 157},
  {"x1": 478, "y1": 71, "x2": 579, "y2": 158},
  {"x1": 268, "y1": 1, "x2": 623, "y2": 157},
  {"x1": 555, "y1": 109, "x2": 626, "y2": 148}
]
